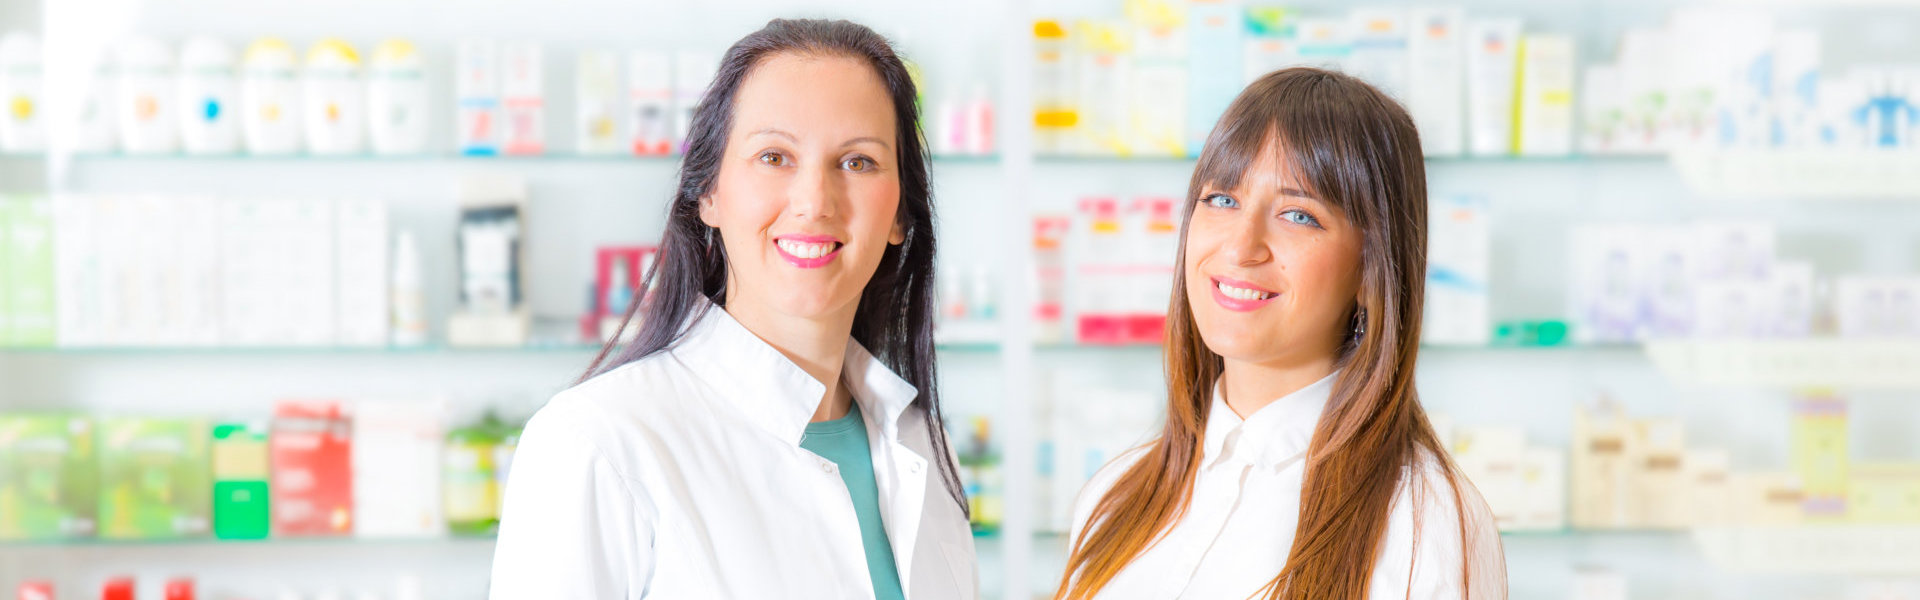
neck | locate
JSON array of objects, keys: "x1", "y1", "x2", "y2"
[
  {"x1": 1220, "y1": 353, "x2": 1336, "y2": 420},
  {"x1": 723, "y1": 296, "x2": 857, "y2": 423}
]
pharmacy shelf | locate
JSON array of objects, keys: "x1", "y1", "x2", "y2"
[
  {"x1": 1670, "y1": 149, "x2": 1920, "y2": 200},
  {"x1": 0, "y1": 341, "x2": 1640, "y2": 357},
  {"x1": 52, "y1": 152, "x2": 1003, "y2": 164},
  {"x1": 1692, "y1": 525, "x2": 1920, "y2": 574},
  {"x1": 1644, "y1": 339, "x2": 1920, "y2": 389},
  {"x1": 1033, "y1": 154, "x2": 1667, "y2": 166},
  {"x1": 0, "y1": 535, "x2": 498, "y2": 549}
]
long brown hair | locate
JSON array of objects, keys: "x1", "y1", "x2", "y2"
[{"x1": 1057, "y1": 67, "x2": 1476, "y2": 599}]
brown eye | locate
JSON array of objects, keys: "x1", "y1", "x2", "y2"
[
  {"x1": 842, "y1": 157, "x2": 874, "y2": 172},
  {"x1": 759, "y1": 151, "x2": 788, "y2": 166}
]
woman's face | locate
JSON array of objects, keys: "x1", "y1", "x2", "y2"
[
  {"x1": 1183, "y1": 144, "x2": 1364, "y2": 370},
  {"x1": 701, "y1": 53, "x2": 904, "y2": 322}
]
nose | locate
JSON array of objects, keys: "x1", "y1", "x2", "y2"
[
  {"x1": 787, "y1": 161, "x2": 841, "y2": 221},
  {"x1": 1219, "y1": 210, "x2": 1272, "y2": 266}
]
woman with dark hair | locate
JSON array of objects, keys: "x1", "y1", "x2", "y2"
[
  {"x1": 490, "y1": 19, "x2": 974, "y2": 599},
  {"x1": 1055, "y1": 68, "x2": 1506, "y2": 600}
]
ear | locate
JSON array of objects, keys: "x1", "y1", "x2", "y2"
[
  {"x1": 889, "y1": 216, "x2": 907, "y2": 246},
  {"x1": 697, "y1": 195, "x2": 720, "y2": 228}
]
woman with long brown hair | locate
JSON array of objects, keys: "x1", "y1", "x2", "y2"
[{"x1": 1056, "y1": 68, "x2": 1506, "y2": 599}]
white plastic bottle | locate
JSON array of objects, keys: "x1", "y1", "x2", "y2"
[
  {"x1": 0, "y1": 32, "x2": 46, "y2": 153},
  {"x1": 454, "y1": 39, "x2": 500, "y2": 156},
  {"x1": 391, "y1": 230, "x2": 427, "y2": 347},
  {"x1": 176, "y1": 36, "x2": 239, "y2": 155},
  {"x1": 304, "y1": 39, "x2": 365, "y2": 155},
  {"x1": 241, "y1": 38, "x2": 302, "y2": 155},
  {"x1": 575, "y1": 49, "x2": 621, "y2": 155},
  {"x1": 368, "y1": 39, "x2": 429, "y2": 155},
  {"x1": 114, "y1": 35, "x2": 179, "y2": 154}
]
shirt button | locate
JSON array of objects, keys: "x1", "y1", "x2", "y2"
[
  {"x1": 821, "y1": 461, "x2": 835, "y2": 473},
  {"x1": 910, "y1": 462, "x2": 922, "y2": 474}
]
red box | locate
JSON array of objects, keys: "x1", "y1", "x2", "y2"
[
  {"x1": 164, "y1": 578, "x2": 194, "y2": 600},
  {"x1": 99, "y1": 578, "x2": 133, "y2": 600},
  {"x1": 271, "y1": 400, "x2": 354, "y2": 536},
  {"x1": 581, "y1": 246, "x2": 658, "y2": 341}
]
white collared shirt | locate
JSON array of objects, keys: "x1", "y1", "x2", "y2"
[
  {"x1": 1068, "y1": 373, "x2": 1508, "y2": 599},
  {"x1": 489, "y1": 302, "x2": 978, "y2": 599}
]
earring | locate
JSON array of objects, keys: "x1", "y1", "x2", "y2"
[{"x1": 1352, "y1": 307, "x2": 1367, "y2": 337}]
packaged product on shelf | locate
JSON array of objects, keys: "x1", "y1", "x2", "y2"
[
  {"x1": 2, "y1": 195, "x2": 55, "y2": 347},
  {"x1": 959, "y1": 415, "x2": 1002, "y2": 535},
  {"x1": 1569, "y1": 225, "x2": 1642, "y2": 344},
  {"x1": 1571, "y1": 398, "x2": 1633, "y2": 529},
  {"x1": 1836, "y1": 276, "x2": 1920, "y2": 338},
  {"x1": 1514, "y1": 33, "x2": 1574, "y2": 156},
  {"x1": 1345, "y1": 8, "x2": 1409, "y2": 102},
  {"x1": 1850, "y1": 67, "x2": 1919, "y2": 149},
  {"x1": 1423, "y1": 194, "x2": 1490, "y2": 346},
  {"x1": 1073, "y1": 196, "x2": 1126, "y2": 344},
  {"x1": 1579, "y1": 65, "x2": 1626, "y2": 155},
  {"x1": 17, "y1": 581, "x2": 52, "y2": 600},
  {"x1": 449, "y1": 175, "x2": 530, "y2": 347},
  {"x1": 1682, "y1": 448, "x2": 1732, "y2": 526},
  {"x1": 1848, "y1": 463, "x2": 1920, "y2": 523},
  {"x1": 335, "y1": 198, "x2": 390, "y2": 347},
  {"x1": 303, "y1": 39, "x2": 365, "y2": 155},
  {"x1": 587, "y1": 246, "x2": 656, "y2": 343},
  {"x1": 1048, "y1": 380, "x2": 1159, "y2": 532},
  {"x1": 1185, "y1": 0, "x2": 1242, "y2": 152},
  {"x1": 1073, "y1": 20, "x2": 1130, "y2": 156},
  {"x1": 210, "y1": 421, "x2": 270, "y2": 540},
  {"x1": 367, "y1": 39, "x2": 430, "y2": 156},
  {"x1": 672, "y1": 51, "x2": 717, "y2": 151},
  {"x1": 1571, "y1": 568, "x2": 1627, "y2": 600},
  {"x1": 353, "y1": 400, "x2": 446, "y2": 538},
  {"x1": 1449, "y1": 426, "x2": 1524, "y2": 526},
  {"x1": 1407, "y1": 7, "x2": 1465, "y2": 157},
  {"x1": 1771, "y1": 29, "x2": 1821, "y2": 149},
  {"x1": 1707, "y1": 11, "x2": 1778, "y2": 150},
  {"x1": 1765, "y1": 261, "x2": 1814, "y2": 338},
  {"x1": 1124, "y1": 196, "x2": 1177, "y2": 343},
  {"x1": 1639, "y1": 228, "x2": 1697, "y2": 339},
  {"x1": 444, "y1": 412, "x2": 507, "y2": 535},
  {"x1": 0, "y1": 32, "x2": 46, "y2": 153},
  {"x1": 176, "y1": 37, "x2": 239, "y2": 155},
  {"x1": 220, "y1": 198, "x2": 337, "y2": 346},
  {"x1": 0, "y1": 414, "x2": 97, "y2": 540},
  {"x1": 575, "y1": 49, "x2": 622, "y2": 155},
  {"x1": 114, "y1": 35, "x2": 179, "y2": 155},
  {"x1": 963, "y1": 83, "x2": 995, "y2": 156},
  {"x1": 1032, "y1": 20, "x2": 1079, "y2": 155},
  {"x1": 390, "y1": 230, "x2": 428, "y2": 347},
  {"x1": 455, "y1": 39, "x2": 501, "y2": 156},
  {"x1": 74, "y1": 57, "x2": 118, "y2": 153},
  {"x1": 1463, "y1": 18, "x2": 1520, "y2": 156},
  {"x1": 98, "y1": 417, "x2": 211, "y2": 539},
  {"x1": 1126, "y1": 0, "x2": 1187, "y2": 157},
  {"x1": 1239, "y1": 7, "x2": 1293, "y2": 87},
  {"x1": 1291, "y1": 18, "x2": 1350, "y2": 73},
  {"x1": 1032, "y1": 215, "x2": 1070, "y2": 345},
  {"x1": 1615, "y1": 28, "x2": 1669, "y2": 153},
  {"x1": 241, "y1": 38, "x2": 302, "y2": 155},
  {"x1": 1791, "y1": 393, "x2": 1848, "y2": 521},
  {"x1": 1733, "y1": 471, "x2": 1805, "y2": 525},
  {"x1": 500, "y1": 41, "x2": 545, "y2": 155},
  {"x1": 627, "y1": 50, "x2": 673, "y2": 156},
  {"x1": 1625, "y1": 417, "x2": 1687, "y2": 529},
  {"x1": 271, "y1": 400, "x2": 353, "y2": 536}
]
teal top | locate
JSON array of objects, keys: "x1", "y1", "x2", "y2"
[{"x1": 800, "y1": 403, "x2": 907, "y2": 600}]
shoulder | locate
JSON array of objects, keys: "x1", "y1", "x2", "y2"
[
  {"x1": 521, "y1": 352, "x2": 698, "y2": 480},
  {"x1": 1370, "y1": 448, "x2": 1508, "y2": 599},
  {"x1": 1068, "y1": 444, "x2": 1154, "y2": 544}
]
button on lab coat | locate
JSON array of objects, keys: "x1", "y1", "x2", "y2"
[{"x1": 490, "y1": 302, "x2": 978, "y2": 599}]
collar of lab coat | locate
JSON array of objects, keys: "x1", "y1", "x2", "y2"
[
  {"x1": 1202, "y1": 370, "x2": 1338, "y2": 471},
  {"x1": 671, "y1": 299, "x2": 921, "y2": 448}
]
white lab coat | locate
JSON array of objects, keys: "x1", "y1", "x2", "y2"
[
  {"x1": 1068, "y1": 373, "x2": 1508, "y2": 599},
  {"x1": 490, "y1": 302, "x2": 978, "y2": 599}
]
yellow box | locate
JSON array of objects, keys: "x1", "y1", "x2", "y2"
[
  {"x1": 1849, "y1": 463, "x2": 1920, "y2": 524},
  {"x1": 1684, "y1": 449, "x2": 1732, "y2": 527},
  {"x1": 1733, "y1": 472, "x2": 1805, "y2": 525},
  {"x1": 1572, "y1": 400, "x2": 1634, "y2": 529},
  {"x1": 1628, "y1": 418, "x2": 1687, "y2": 529},
  {"x1": 1791, "y1": 394, "x2": 1848, "y2": 521}
]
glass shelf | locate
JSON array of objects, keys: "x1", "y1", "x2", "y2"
[
  {"x1": 48, "y1": 152, "x2": 1002, "y2": 164},
  {"x1": 0, "y1": 535, "x2": 498, "y2": 548},
  {"x1": 1034, "y1": 154, "x2": 1670, "y2": 166},
  {"x1": 0, "y1": 341, "x2": 1640, "y2": 357}
]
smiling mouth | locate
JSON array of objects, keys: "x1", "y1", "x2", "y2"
[
  {"x1": 1213, "y1": 278, "x2": 1276, "y2": 301},
  {"x1": 775, "y1": 239, "x2": 842, "y2": 259}
]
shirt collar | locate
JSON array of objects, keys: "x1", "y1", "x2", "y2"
[
  {"x1": 670, "y1": 299, "x2": 920, "y2": 446},
  {"x1": 1202, "y1": 370, "x2": 1339, "y2": 470}
]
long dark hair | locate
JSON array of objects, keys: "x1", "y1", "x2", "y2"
[
  {"x1": 580, "y1": 18, "x2": 965, "y2": 516},
  {"x1": 1059, "y1": 67, "x2": 1491, "y2": 598}
]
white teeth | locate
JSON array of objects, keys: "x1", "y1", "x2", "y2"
[
  {"x1": 1217, "y1": 281, "x2": 1274, "y2": 301},
  {"x1": 778, "y1": 240, "x2": 836, "y2": 259}
]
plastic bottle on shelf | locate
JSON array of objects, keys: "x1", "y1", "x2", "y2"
[
  {"x1": 368, "y1": 39, "x2": 429, "y2": 156},
  {"x1": 114, "y1": 35, "x2": 179, "y2": 155},
  {"x1": 443, "y1": 411, "x2": 505, "y2": 535},
  {"x1": 303, "y1": 39, "x2": 365, "y2": 155},
  {"x1": 390, "y1": 231, "x2": 427, "y2": 347},
  {"x1": 177, "y1": 37, "x2": 239, "y2": 155},
  {"x1": 0, "y1": 32, "x2": 46, "y2": 153},
  {"x1": 241, "y1": 38, "x2": 302, "y2": 155}
]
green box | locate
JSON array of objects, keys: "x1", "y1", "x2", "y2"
[
  {"x1": 0, "y1": 414, "x2": 99, "y2": 540},
  {"x1": 3, "y1": 196, "x2": 56, "y2": 347},
  {"x1": 98, "y1": 418, "x2": 212, "y2": 539},
  {"x1": 211, "y1": 422, "x2": 270, "y2": 539}
]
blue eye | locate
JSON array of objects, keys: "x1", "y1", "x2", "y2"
[
  {"x1": 1200, "y1": 193, "x2": 1238, "y2": 209},
  {"x1": 1281, "y1": 209, "x2": 1321, "y2": 228}
]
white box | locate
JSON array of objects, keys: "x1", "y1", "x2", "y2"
[
  {"x1": 1407, "y1": 7, "x2": 1465, "y2": 157},
  {"x1": 1617, "y1": 28, "x2": 1670, "y2": 153},
  {"x1": 1515, "y1": 34, "x2": 1575, "y2": 156},
  {"x1": 1580, "y1": 65, "x2": 1625, "y2": 155},
  {"x1": 1639, "y1": 228, "x2": 1696, "y2": 339},
  {"x1": 1464, "y1": 18, "x2": 1520, "y2": 156},
  {"x1": 335, "y1": 198, "x2": 389, "y2": 347},
  {"x1": 352, "y1": 399, "x2": 446, "y2": 538},
  {"x1": 1347, "y1": 9, "x2": 1410, "y2": 102},
  {"x1": 500, "y1": 41, "x2": 544, "y2": 155},
  {"x1": 1424, "y1": 195, "x2": 1489, "y2": 346},
  {"x1": 1692, "y1": 221, "x2": 1774, "y2": 282},
  {"x1": 1765, "y1": 261, "x2": 1815, "y2": 338},
  {"x1": 628, "y1": 51, "x2": 673, "y2": 156},
  {"x1": 1569, "y1": 225, "x2": 1641, "y2": 344},
  {"x1": 575, "y1": 50, "x2": 623, "y2": 155},
  {"x1": 455, "y1": 40, "x2": 501, "y2": 156}
]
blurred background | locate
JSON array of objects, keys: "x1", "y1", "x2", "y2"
[{"x1": 3, "y1": 0, "x2": 1920, "y2": 598}]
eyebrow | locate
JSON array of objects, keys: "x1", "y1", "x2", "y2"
[
  {"x1": 1278, "y1": 186, "x2": 1317, "y2": 200},
  {"x1": 748, "y1": 127, "x2": 893, "y2": 152}
]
